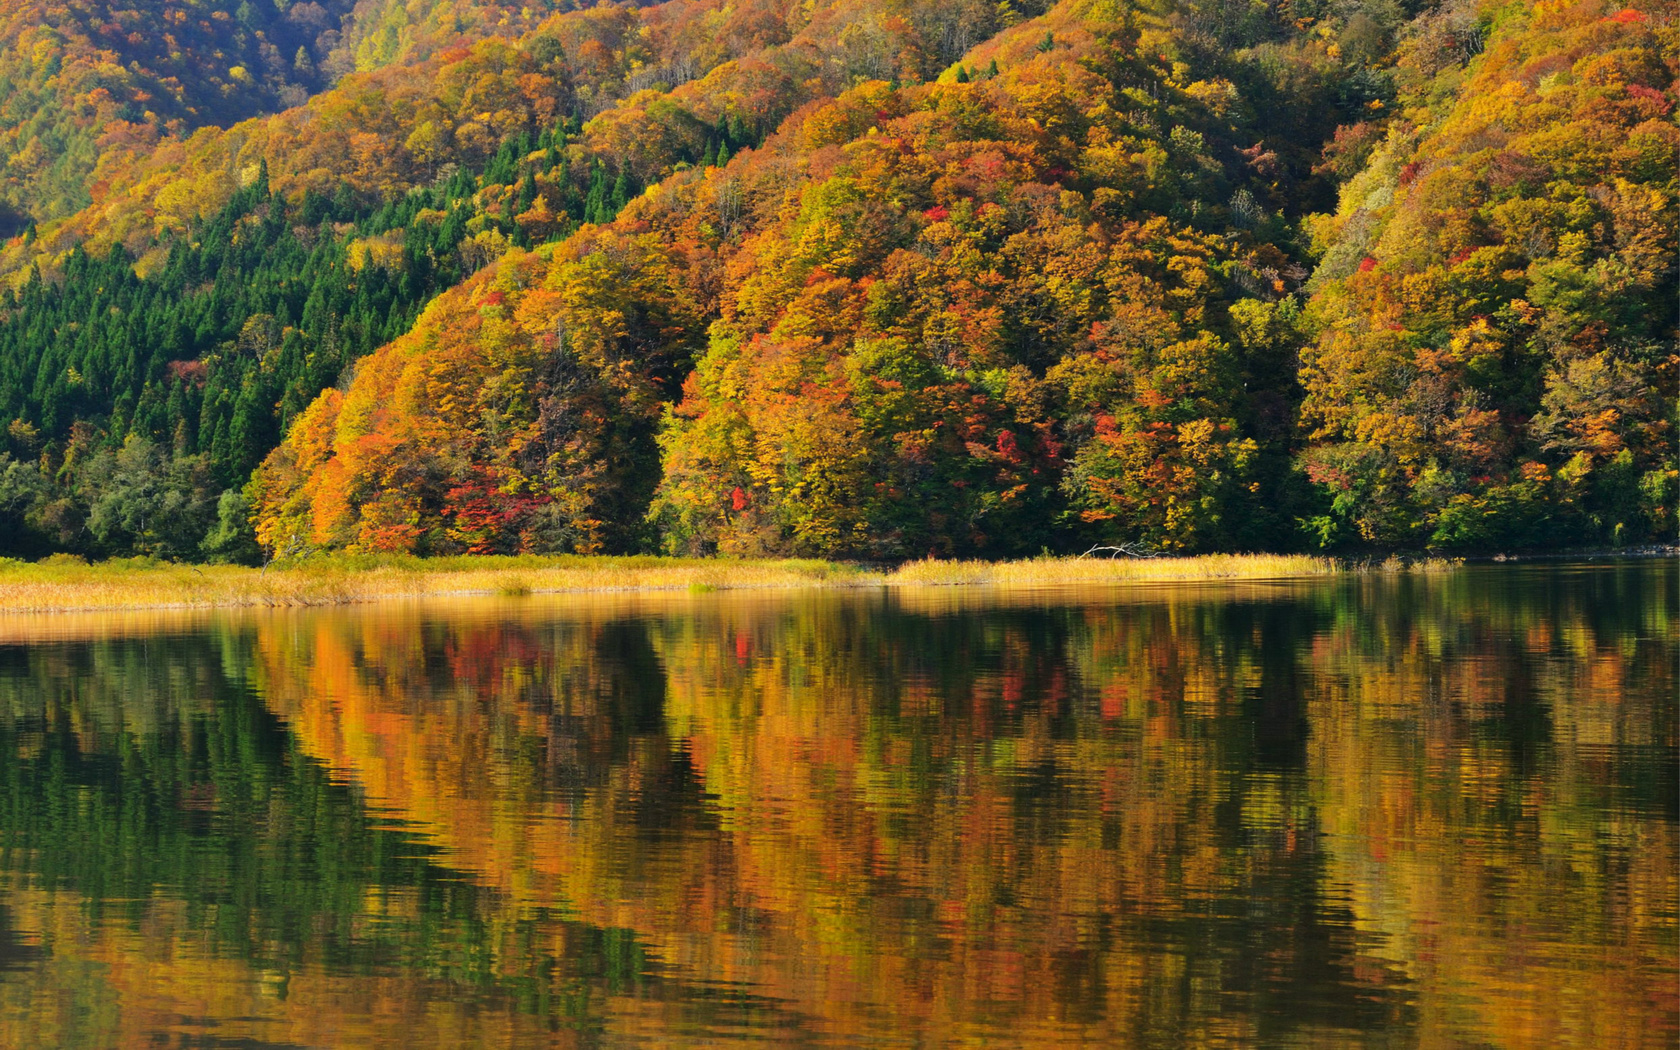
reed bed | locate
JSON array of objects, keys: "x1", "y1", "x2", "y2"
[
  {"x1": 888, "y1": 552, "x2": 1342, "y2": 587},
  {"x1": 0, "y1": 551, "x2": 1454, "y2": 614},
  {"x1": 0, "y1": 553, "x2": 870, "y2": 613}
]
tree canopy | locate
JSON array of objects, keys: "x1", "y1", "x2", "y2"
[{"x1": 0, "y1": 0, "x2": 1672, "y2": 560}]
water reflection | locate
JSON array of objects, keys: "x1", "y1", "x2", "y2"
[{"x1": 0, "y1": 563, "x2": 1672, "y2": 1047}]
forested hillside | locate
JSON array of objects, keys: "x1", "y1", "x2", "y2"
[
  {"x1": 1298, "y1": 0, "x2": 1677, "y2": 548},
  {"x1": 0, "y1": 0, "x2": 357, "y2": 231},
  {"x1": 0, "y1": 0, "x2": 1673, "y2": 561}
]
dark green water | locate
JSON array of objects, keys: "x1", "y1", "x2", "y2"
[{"x1": 0, "y1": 561, "x2": 1673, "y2": 1048}]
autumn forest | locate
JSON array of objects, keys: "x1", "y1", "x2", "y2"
[{"x1": 0, "y1": 0, "x2": 1673, "y2": 561}]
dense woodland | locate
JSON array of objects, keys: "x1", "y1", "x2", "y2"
[{"x1": 0, "y1": 0, "x2": 1673, "y2": 561}]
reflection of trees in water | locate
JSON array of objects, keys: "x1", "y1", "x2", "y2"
[
  {"x1": 1304, "y1": 566, "x2": 1676, "y2": 1050},
  {"x1": 0, "y1": 632, "x2": 665, "y2": 1047},
  {"x1": 0, "y1": 903, "x2": 46, "y2": 974},
  {"x1": 0, "y1": 563, "x2": 1670, "y2": 1047},
  {"x1": 642, "y1": 592, "x2": 1418, "y2": 1043}
]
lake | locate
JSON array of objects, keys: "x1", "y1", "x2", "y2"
[{"x1": 0, "y1": 561, "x2": 1673, "y2": 1048}]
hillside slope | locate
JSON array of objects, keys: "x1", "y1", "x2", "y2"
[
  {"x1": 0, "y1": 0, "x2": 1672, "y2": 560},
  {"x1": 0, "y1": 0, "x2": 1047, "y2": 556},
  {"x1": 1298, "y1": 0, "x2": 1678, "y2": 548},
  {"x1": 246, "y1": 0, "x2": 1449, "y2": 558},
  {"x1": 0, "y1": 0, "x2": 361, "y2": 231}
]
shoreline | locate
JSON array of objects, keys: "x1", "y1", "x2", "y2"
[
  {"x1": 0, "y1": 552, "x2": 1339, "y2": 614},
  {"x1": 0, "y1": 548, "x2": 1669, "y2": 615}
]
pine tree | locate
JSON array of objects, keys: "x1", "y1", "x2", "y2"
[
  {"x1": 610, "y1": 172, "x2": 631, "y2": 217},
  {"x1": 583, "y1": 163, "x2": 609, "y2": 224}
]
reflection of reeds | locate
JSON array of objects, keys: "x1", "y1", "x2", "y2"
[{"x1": 0, "y1": 552, "x2": 1461, "y2": 613}]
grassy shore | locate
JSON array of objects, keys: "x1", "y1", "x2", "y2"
[{"x1": 0, "y1": 550, "x2": 1411, "y2": 614}]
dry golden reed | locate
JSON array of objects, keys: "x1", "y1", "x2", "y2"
[{"x1": 0, "y1": 551, "x2": 1454, "y2": 614}]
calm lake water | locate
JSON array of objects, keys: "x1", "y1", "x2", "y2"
[{"x1": 0, "y1": 561, "x2": 1672, "y2": 1048}]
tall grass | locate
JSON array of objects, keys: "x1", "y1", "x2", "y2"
[
  {"x1": 888, "y1": 552, "x2": 1342, "y2": 587},
  {"x1": 0, "y1": 553, "x2": 866, "y2": 613},
  {"x1": 0, "y1": 551, "x2": 1458, "y2": 614}
]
